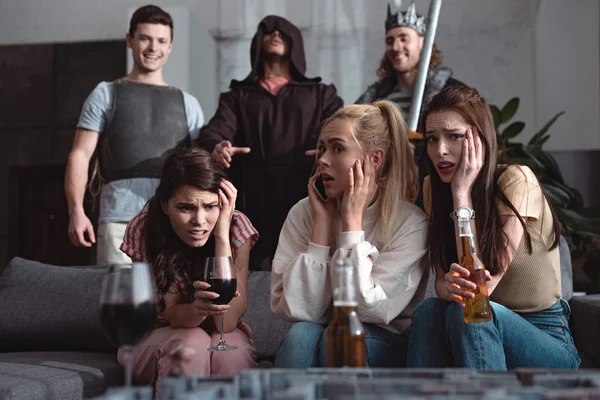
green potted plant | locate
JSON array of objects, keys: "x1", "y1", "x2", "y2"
[{"x1": 491, "y1": 98, "x2": 600, "y2": 289}]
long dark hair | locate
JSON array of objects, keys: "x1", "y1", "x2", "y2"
[
  {"x1": 423, "y1": 85, "x2": 560, "y2": 275},
  {"x1": 144, "y1": 147, "x2": 227, "y2": 309}
]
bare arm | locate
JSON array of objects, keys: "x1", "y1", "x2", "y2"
[
  {"x1": 65, "y1": 128, "x2": 100, "y2": 247},
  {"x1": 163, "y1": 240, "x2": 250, "y2": 331},
  {"x1": 211, "y1": 181, "x2": 249, "y2": 333}
]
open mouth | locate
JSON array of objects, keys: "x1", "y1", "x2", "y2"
[
  {"x1": 321, "y1": 173, "x2": 334, "y2": 182},
  {"x1": 437, "y1": 162, "x2": 455, "y2": 174},
  {"x1": 321, "y1": 173, "x2": 334, "y2": 188},
  {"x1": 188, "y1": 229, "x2": 208, "y2": 240},
  {"x1": 143, "y1": 54, "x2": 161, "y2": 61}
]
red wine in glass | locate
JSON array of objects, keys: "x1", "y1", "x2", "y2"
[
  {"x1": 100, "y1": 301, "x2": 157, "y2": 347},
  {"x1": 205, "y1": 278, "x2": 237, "y2": 306},
  {"x1": 99, "y1": 263, "x2": 157, "y2": 387},
  {"x1": 202, "y1": 256, "x2": 238, "y2": 352}
]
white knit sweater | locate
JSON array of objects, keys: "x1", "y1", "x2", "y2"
[{"x1": 270, "y1": 197, "x2": 429, "y2": 334}]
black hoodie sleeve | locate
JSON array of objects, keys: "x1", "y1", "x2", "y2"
[
  {"x1": 320, "y1": 84, "x2": 344, "y2": 123},
  {"x1": 195, "y1": 91, "x2": 239, "y2": 152}
]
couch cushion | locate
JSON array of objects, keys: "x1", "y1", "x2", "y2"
[
  {"x1": 0, "y1": 351, "x2": 123, "y2": 400},
  {"x1": 559, "y1": 235, "x2": 573, "y2": 301},
  {"x1": 0, "y1": 257, "x2": 115, "y2": 353},
  {"x1": 0, "y1": 258, "x2": 293, "y2": 361},
  {"x1": 245, "y1": 271, "x2": 292, "y2": 361},
  {"x1": 569, "y1": 294, "x2": 600, "y2": 368}
]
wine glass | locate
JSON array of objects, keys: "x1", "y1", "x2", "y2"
[
  {"x1": 202, "y1": 256, "x2": 238, "y2": 352},
  {"x1": 99, "y1": 263, "x2": 158, "y2": 387}
]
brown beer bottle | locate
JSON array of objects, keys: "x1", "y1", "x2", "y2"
[
  {"x1": 456, "y1": 208, "x2": 492, "y2": 323},
  {"x1": 325, "y1": 255, "x2": 367, "y2": 367}
]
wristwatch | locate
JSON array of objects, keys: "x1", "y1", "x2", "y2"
[{"x1": 450, "y1": 206, "x2": 475, "y2": 220}]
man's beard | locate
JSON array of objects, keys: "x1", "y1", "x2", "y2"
[
  {"x1": 385, "y1": 52, "x2": 417, "y2": 74},
  {"x1": 392, "y1": 60, "x2": 418, "y2": 75}
]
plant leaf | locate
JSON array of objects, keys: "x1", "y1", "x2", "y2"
[
  {"x1": 543, "y1": 179, "x2": 585, "y2": 209},
  {"x1": 502, "y1": 122, "x2": 526, "y2": 140},
  {"x1": 501, "y1": 98, "x2": 520, "y2": 123},
  {"x1": 527, "y1": 135, "x2": 550, "y2": 154},
  {"x1": 578, "y1": 206, "x2": 600, "y2": 220},
  {"x1": 556, "y1": 207, "x2": 600, "y2": 239},
  {"x1": 527, "y1": 136, "x2": 551, "y2": 154},
  {"x1": 535, "y1": 151, "x2": 565, "y2": 185},
  {"x1": 528, "y1": 111, "x2": 565, "y2": 145},
  {"x1": 519, "y1": 146, "x2": 546, "y2": 172},
  {"x1": 543, "y1": 183, "x2": 574, "y2": 208},
  {"x1": 490, "y1": 105, "x2": 502, "y2": 130},
  {"x1": 529, "y1": 132, "x2": 548, "y2": 146},
  {"x1": 509, "y1": 157, "x2": 538, "y2": 170}
]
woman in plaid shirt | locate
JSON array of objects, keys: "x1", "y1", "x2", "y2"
[{"x1": 119, "y1": 148, "x2": 259, "y2": 390}]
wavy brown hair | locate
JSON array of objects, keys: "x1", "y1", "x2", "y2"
[
  {"x1": 144, "y1": 147, "x2": 227, "y2": 310},
  {"x1": 378, "y1": 12, "x2": 442, "y2": 81},
  {"x1": 423, "y1": 85, "x2": 560, "y2": 276}
]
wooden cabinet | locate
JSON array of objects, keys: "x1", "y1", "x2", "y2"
[
  {"x1": 8, "y1": 165, "x2": 99, "y2": 265},
  {"x1": 2, "y1": 40, "x2": 125, "y2": 266}
]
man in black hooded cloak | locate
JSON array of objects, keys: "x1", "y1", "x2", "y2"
[{"x1": 196, "y1": 15, "x2": 344, "y2": 271}]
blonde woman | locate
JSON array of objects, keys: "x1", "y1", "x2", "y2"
[{"x1": 270, "y1": 101, "x2": 428, "y2": 367}]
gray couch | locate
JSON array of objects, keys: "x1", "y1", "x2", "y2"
[
  {"x1": 1, "y1": 238, "x2": 599, "y2": 399},
  {"x1": 0, "y1": 257, "x2": 292, "y2": 399}
]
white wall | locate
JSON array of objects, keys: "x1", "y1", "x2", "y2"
[
  {"x1": 0, "y1": 0, "x2": 598, "y2": 151},
  {"x1": 534, "y1": 0, "x2": 600, "y2": 151}
]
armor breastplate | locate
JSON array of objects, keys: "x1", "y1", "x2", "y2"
[{"x1": 99, "y1": 79, "x2": 189, "y2": 182}]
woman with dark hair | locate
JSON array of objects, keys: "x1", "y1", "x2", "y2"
[
  {"x1": 119, "y1": 147, "x2": 258, "y2": 389},
  {"x1": 406, "y1": 85, "x2": 580, "y2": 370}
]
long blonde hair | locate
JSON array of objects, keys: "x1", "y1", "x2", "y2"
[{"x1": 321, "y1": 101, "x2": 419, "y2": 247}]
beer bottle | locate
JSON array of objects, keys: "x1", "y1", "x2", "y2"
[
  {"x1": 325, "y1": 254, "x2": 367, "y2": 367},
  {"x1": 456, "y1": 207, "x2": 492, "y2": 323}
]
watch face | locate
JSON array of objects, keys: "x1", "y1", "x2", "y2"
[{"x1": 457, "y1": 207, "x2": 472, "y2": 219}]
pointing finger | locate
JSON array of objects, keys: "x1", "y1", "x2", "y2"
[{"x1": 230, "y1": 147, "x2": 251, "y2": 155}]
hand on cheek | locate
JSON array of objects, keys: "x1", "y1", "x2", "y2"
[
  {"x1": 341, "y1": 156, "x2": 377, "y2": 231},
  {"x1": 451, "y1": 127, "x2": 484, "y2": 197}
]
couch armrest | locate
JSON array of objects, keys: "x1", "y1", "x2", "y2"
[{"x1": 569, "y1": 294, "x2": 600, "y2": 368}]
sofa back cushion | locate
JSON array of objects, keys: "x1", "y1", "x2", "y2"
[
  {"x1": 0, "y1": 258, "x2": 292, "y2": 359},
  {"x1": 245, "y1": 271, "x2": 293, "y2": 361},
  {"x1": 0, "y1": 257, "x2": 115, "y2": 353}
]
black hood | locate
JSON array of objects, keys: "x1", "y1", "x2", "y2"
[{"x1": 236, "y1": 15, "x2": 320, "y2": 85}]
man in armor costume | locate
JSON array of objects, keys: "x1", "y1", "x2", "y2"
[
  {"x1": 356, "y1": 1, "x2": 464, "y2": 207},
  {"x1": 65, "y1": 5, "x2": 204, "y2": 264}
]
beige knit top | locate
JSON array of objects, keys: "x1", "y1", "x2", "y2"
[{"x1": 423, "y1": 165, "x2": 561, "y2": 313}]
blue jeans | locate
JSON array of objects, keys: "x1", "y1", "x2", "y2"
[
  {"x1": 406, "y1": 298, "x2": 581, "y2": 370},
  {"x1": 274, "y1": 321, "x2": 409, "y2": 368}
]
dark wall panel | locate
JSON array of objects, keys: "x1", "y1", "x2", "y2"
[{"x1": 0, "y1": 45, "x2": 54, "y2": 128}]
